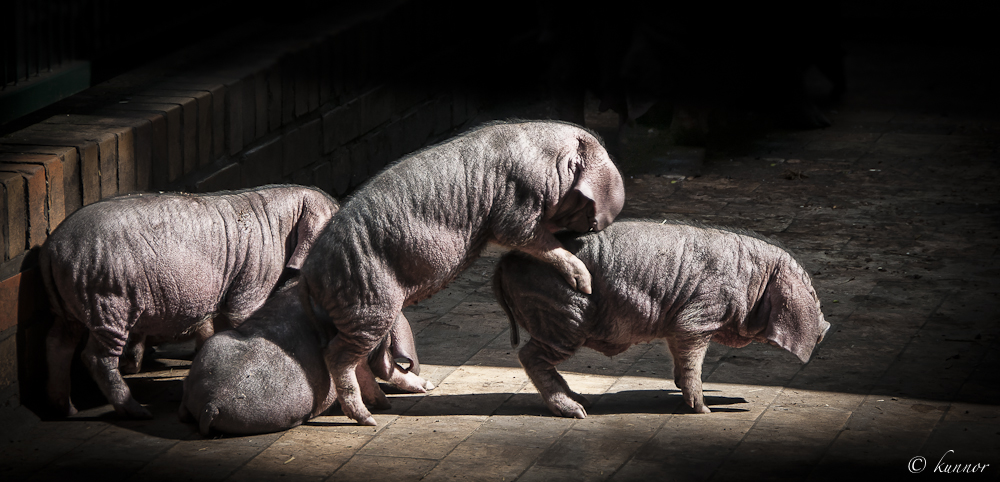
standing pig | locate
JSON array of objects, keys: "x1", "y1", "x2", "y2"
[
  {"x1": 180, "y1": 279, "x2": 430, "y2": 436},
  {"x1": 492, "y1": 220, "x2": 830, "y2": 418},
  {"x1": 300, "y1": 120, "x2": 626, "y2": 425},
  {"x1": 40, "y1": 184, "x2": 339, "y2": 419}
]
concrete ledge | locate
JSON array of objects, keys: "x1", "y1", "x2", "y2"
[{"x1": 0, "y1": 61, "x2": 92, "y2": 126}]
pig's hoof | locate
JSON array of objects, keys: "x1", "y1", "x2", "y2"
[
  {"x1": 117, "y1": 398, "x2": 153, "y2": 419},
  {"x1": 569, "y1": 264, "x2": 593, "y2": 294},
  {"x1": 553, "y1": 405, "x2": 587, "y2": 419},
  {"x1": 568, "y1": 391, "x2": 591, "y2": 408},
  {"x1": 685, "y1": 400, "x2": 711, "y2": 414},
  {"x1": 390, "y1": 372, "x2": 431, "y2": 393},
  {"x1": 556, "y1": 254, "x2": 592, "y2": 294},
  {"x1": 48, "y1": 398, "x2": 78, "y2": 417},
  {"x1": 547, "y1": 394, "x2": 587, "y2": 419},
  {"x1": 357, "y1": 415, "x2": 377, "y2": 426}
]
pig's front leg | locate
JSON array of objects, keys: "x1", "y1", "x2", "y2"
[
  {"x1": 517, "y1": 232, "x2": 592, "y2": 294},
  {"x1": 665, "y1": 333, "x2": 713, "y2": 414},
  {"x1": 519, "y1": 338, "x2": 590, "y2": 418}
]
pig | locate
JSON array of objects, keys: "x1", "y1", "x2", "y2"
[
  {"x1": 39, "y1": 184, "x2": 339, "y2": 419},
  {"x1": 300, "y1": 120, "x2": 626, "y2": 425},
  {"x1": 492, "y1": 220, "x2": 830, "y2": 418},
  {"x1": 180, "y1": 279, "x2": 430, "y2": 436}
]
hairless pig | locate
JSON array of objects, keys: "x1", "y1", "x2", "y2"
[
  {"x1": 180, "y1": 279, "x2": 429, "y2": 436},
  {"x1": 299, "y1": 120, "x2": 626, "y2": 425},
  {"x1": 39, "y1": 184, "x2": 338, "y2": 419},
  {"x1": 493, "y1": 220, "x2": 831, "y2": 418}
]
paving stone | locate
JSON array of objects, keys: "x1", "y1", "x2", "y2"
[
  {"x1": 463, "y1": 415, "x2": 572, "y2": 449},
  {"x1": 613, "y1": 457, "x2": 721, "y2": 482},
  {"x1": 533, "y1": 414, "x2": 660, "y2": 475},
  {"x1": 328, "y1": 454, "x2": 437, "y2": 482},
  {"x1": 420, "y1": 442, "x2": 543, "y2": 482},
  {"x1": 357, "y1": 415, "x2": 487, "y2": 460},
  {"x1": 124, "y1": 433, "x2": 283, "y2": 482},
  {"x1": 228, "y1": 426, "x2": 374, "y2": 481}
]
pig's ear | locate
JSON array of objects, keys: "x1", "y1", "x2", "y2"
[
  {"x1": 286, "y1": 196, "x2": 338, "y2": 270},
  {"x1": 388, "y1": 313, "x2": 420, "y2": 375},
  {"x1": 571, "y1": 137, "x2": 625, "y2": 232},
  {"x1": 762, "y1": 264, "x2": 825, "y2": 363}
]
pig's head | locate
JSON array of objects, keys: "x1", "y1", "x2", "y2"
[
  {"x1": 286, "y1": 188, "x2": 340, "y2": 270},
  {"x1": 755, "y1": 259, "x2": 830, "y2": 363},
  {"x1": 712, "y1": 255, "x2": 830, "y2": 362},
  {"x1": 547, "y1": 125, "x2": 625, "y2": 233}
]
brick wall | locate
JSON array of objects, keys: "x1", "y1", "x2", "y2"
[{"x1": 0, "y1": 0, "x2": 484, "y2": 417}]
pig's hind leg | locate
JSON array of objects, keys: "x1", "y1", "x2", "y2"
[
  {"x1": 80, "y1": 301, "x2": 152, "y2": 419},
  {"x1": 45, "y1": 317, "x2": 86, "y2": 416},
  {"x1": 323, "y1": 310, "x2": 398, "y2": 426},
  {"x1": 325, "y1": 337, "x2": 378, "y2": 425},
  {"x1": 665, "y1": 333, "x2": 712, "y2": 414},
  {"x1": 119, "y1": 333, "x2": 146, "y2": 375},
  {"x1": 81, "y1": 335, "x2": 152, "y2": 419},
  {"x1": 354, "y1": 355, "x2": 391, "y2": 410},
  {"x1": 519, "y1": 338, "x2": 590, "y2": 419}
]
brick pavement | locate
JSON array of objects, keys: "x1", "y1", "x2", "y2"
[{"x1": 2, "y1": 15, "x2": 999, "y2": 482}]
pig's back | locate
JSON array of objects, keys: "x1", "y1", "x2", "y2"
[
  {"x1": 41, "y1": 193, "x2": 231, "y2": 334},
  {"x1": 565, "y1": 221, "x2": 774, "y2": 337}
]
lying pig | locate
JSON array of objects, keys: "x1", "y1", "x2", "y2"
[
  {"x1": 493, "y1": 220, "x2": 830, "y2": 418},
  {"x1": 300, "y1": 120, "x2": 626, "y2": 425},
  {"x1": 180, "y1": 279, "x2": 430, "y2": 436},
  {"x1": 39, "y1": 184, "x2": 339, "y2": 419}
]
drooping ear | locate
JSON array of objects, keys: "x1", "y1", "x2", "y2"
[
  {"x1": 762, "y1": 264, "x2": 827, "y2": 363},
  {"x1": 389, "y1": 313, "x2": 420, "y2": 375},
  {"x1": 571, "y1": 137, "x2": 625, "y2": 232},
  {"x1": 369, "y1": 314, "x2": 420, "y2": 380},
  {"x1": 286, "y1": 193, "x2": 338, "y2": 270}
]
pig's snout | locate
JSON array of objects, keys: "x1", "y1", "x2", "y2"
[
  {"x1": 592, "y1": 211, "x2": 614, "y2": 232},
  {"x1": 817, "y1": 318, "x2": 831, "y2": 344}
]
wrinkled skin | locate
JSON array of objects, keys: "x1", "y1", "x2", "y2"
[
  {"x1": 40, "y1": 184, "x2": 339, "y2": 419},
  {"x1": 300, "y1": 120, "x2": 626, "y2": 425},
  {"x1": 493, "y1": 220, "x2": 831, "y2": 418},
  {"x1": 179, "y1": 279, "x2": 430, "y2": 436}
]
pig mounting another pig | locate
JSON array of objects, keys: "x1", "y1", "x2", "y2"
[
  {"x1": 493, "y1": 220, "x2": 830, "y2": 418},
  {"x1": 300, "y1": 120, "x2": 626, "y2": 425},
  {"x1": 39, "y1": 184, "x2": 339, "y2": 419},
  {"x1": 180, "y1": 279, "x2": 429, "y2": 436}
]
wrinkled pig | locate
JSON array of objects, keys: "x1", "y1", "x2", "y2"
[
  {"x1": 300, "y1": 120, "x2": 626, "y2": 425},
  {"x1": 493, "y1": 220, "x2": 830, "y2": 418},
  {"x1": 40, "y1": 184, "x2": 339, "y2": 419},
  {"x1": 180, "y1": 279, "x2": 430, "y2": 436}
]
